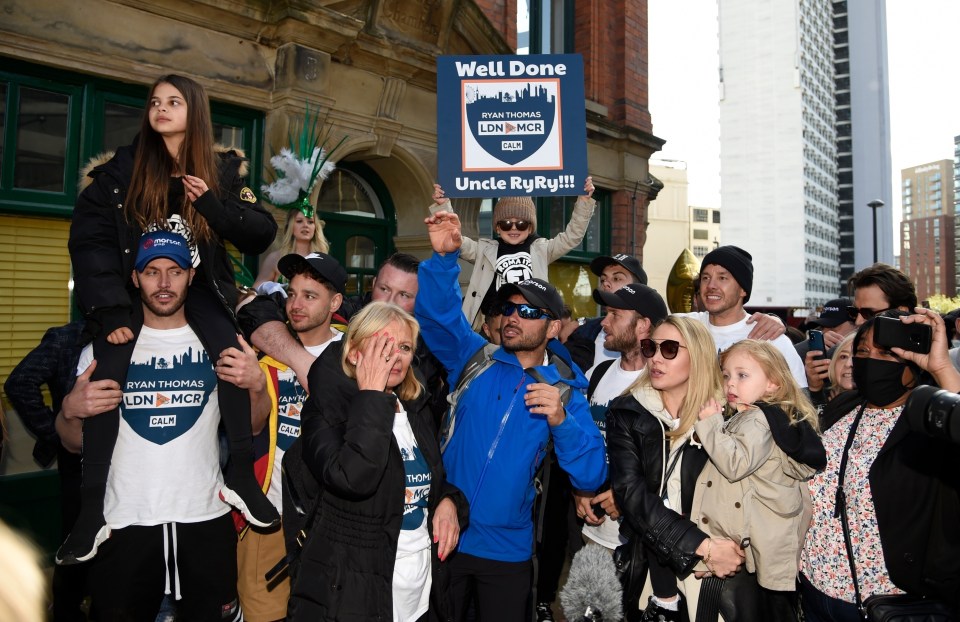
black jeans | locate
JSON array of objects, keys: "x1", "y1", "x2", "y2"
[
  {"x1": 798, "y1": 573, "x2": 861, "y2": 622},
  {"x1": 448, "y1": 552, "x2": 532, "y2": 622}
]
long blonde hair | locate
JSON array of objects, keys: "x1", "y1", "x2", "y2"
[
  {"x1": 720, "y1": 339, "x2": 819, "y2": 432},
  {"x1": 0, "y1": 520, "x2": 45, "y2": 622},
  {"x1": 278, "y1": 210, "x2": 330, "y2": 256},
  {"x1": 341, "y1": 302, "x2": 423, "y2": 401},
  {"x1": 627, "y1": 316, "x2": 723, "y2": 439}
]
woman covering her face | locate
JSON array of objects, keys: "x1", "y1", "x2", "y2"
[{"x1": 288, "y1": 302, "x2": 468, "y2": 622}]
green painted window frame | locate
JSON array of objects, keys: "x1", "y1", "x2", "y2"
[
  {"x1": 534, "y1": 188, "x2": 611, "y2": 263},
  {"x1": 1, "y1": 58, "x2": 263, "y2": 214},
  {"x1": 0, "y1": 57, "x2": 264, "y2": 272},
  {"x1": 529, "y1": 0, "x2": 576, "y2": 55}
]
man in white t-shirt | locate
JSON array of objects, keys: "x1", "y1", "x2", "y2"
[
  {"x1": 574, "y1": 283, "x2": 669, "y2": 550},
  {"x1": 681, "y1": 245, "x2": 808, "y2": 387},
  {"x1": 236, "y1": 252, "x2": 347, "y2": 621},
  {"x1": 56, "y1": 231, "x2": 245, "y2": 621}
]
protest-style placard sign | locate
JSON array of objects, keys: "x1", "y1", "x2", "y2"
[{"x1": 437, "y1": 54, "x2": 588, "y2": 197}]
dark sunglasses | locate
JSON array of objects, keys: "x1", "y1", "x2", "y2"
[
  {"x1": 640, "y1": 338, "x2": 686, "y2": 360},
  {"x1": 846, "y1": 306, "x2": 889, "y2": 322},
  {"x1": 497, "y1": 220, "x2": 531, "y2": 232},
  {"x1": 502, "y1": 302, "x2": 555, "y2": 321}
]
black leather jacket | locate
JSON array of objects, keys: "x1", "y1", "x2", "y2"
[{"x1": 606, "y1": 392, "x2": 709, "y2": 608}]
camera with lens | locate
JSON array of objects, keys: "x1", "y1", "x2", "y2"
[{"x1": 904, "y1": 385, "x2": 960, "y2": 445}]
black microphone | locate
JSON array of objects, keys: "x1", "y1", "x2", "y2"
[{"x1": 560, "y1": 543, "x2": 623, "y2": 622}]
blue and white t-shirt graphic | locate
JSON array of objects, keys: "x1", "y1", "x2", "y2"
[
  {"x1": 121, "y1": 346, "x2": 216, "y2": 445},
  {"x1": 400, "y1": 443, "x2": 432, "y2": 531},
  {"x1": 275, "y1": 374, "x2": 304, "y2": 452}
]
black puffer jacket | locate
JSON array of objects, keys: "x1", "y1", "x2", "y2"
[
  {"x1": 606, "y1": 391, "x2": 709, "y2": 611},
  {"x1": 69, "y1": 140, "x2": 277, "y2": 336},
  {"x1": 288, "y1": 341, "x2": 469, "y2": 622}
]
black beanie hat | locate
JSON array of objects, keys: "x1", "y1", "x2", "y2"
[{"x1": 701, "y1": 245, "x2": 754, "y2": 302}]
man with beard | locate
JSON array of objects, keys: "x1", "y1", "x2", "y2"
[
  {"x1": 575, "y1": 283, "x2": 668, "y2": 551},
  {"x1": 681, "y1": 245, "x2": 807, "y2": 386},
  {"x1": 234, "y1": 252, "x2": 346, "y2": 621},
  {"x1": 55, "y1": 231, "x2": 245, "y2": 620},
  {"x1": 415, "y1": 209, "x2": 607, "y2": 622}
]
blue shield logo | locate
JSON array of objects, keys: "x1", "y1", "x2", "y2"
[
  {"x1": 121, "y1": 348, "x2": 216, "y2": 445},
  {"x1": 465, "y1": 82, "x2": 556, "y2": 166}
]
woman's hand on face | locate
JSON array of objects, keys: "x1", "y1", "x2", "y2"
[
  {"x1": 432, "y1": 497, "x2": 460, "y2": 562},
  {"x1": 698, "y1": 397, "x2": 723, "y2": 421},
  {"x1": 182, "y1": 175, "x2": 210, "y2": 203},
  {"x1": 354, "y1": 331, "x2": 396, "y2": 392}
]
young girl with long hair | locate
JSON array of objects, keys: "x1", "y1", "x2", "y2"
[
  {"x1": 62, "y1": 74, "x2": 279, "y2": 563},
  {"x1": 692, "y1": 339, "x2": 826, "y2": 620}
]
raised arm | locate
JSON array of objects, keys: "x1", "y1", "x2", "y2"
[
  {"x1": 544, "y1": 177, "x2": 596, "y2": 261},
  {"x1": 415, "y1": 210, "x2": 487, "y2": 383}
]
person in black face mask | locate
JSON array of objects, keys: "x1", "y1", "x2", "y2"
[{"x1": 797, "y1": 309, "x2": 960, "y2": 621}]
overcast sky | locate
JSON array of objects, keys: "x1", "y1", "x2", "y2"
[{"x1": 648, "y1": 0, "x2": 960, "y2": 253}]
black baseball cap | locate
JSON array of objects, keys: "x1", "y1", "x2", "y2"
[
  {"x1": 589, "y1": 253, "x2": 648, "y2": 285},
  {"x1": 278, "y1": 253, "x2": 348, "y2": 294},
  {"x1": 593, "y1": 284, "x2": 668, "y2": 324},
  {"x1": 497, "y1": 279, "x2": 564, "y2": 319},
  {"x1": 810, "y1": 297, "x2": 852, "y2": 328}
]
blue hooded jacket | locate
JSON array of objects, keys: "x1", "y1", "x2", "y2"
[{"x1": 415, "y1": 251, "x2": 607, "y2": 562}]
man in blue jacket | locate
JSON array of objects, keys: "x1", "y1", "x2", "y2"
[{"x1": 416, "y1": 209, "x2": 607, "y2": 622}]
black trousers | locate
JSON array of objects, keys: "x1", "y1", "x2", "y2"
[
  {"x1": 89, "y1": 513, "x2": 240, "y2": 622},
  {"x1": 53, "y1": 447, "x2": 89, "y2": 621},
  {"x1": 448, "y1": 552, "x2": 532, "y2": 622}
]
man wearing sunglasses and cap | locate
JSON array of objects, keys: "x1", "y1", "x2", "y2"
[{"x1": 417, "y1": 209, "x2": 607, "y2": 622}]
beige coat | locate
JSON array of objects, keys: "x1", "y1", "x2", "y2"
[
  {"x1": 430, "y1": 197, "x2": 596, "y2": 330},
  {"x1": 690, "y1": 407, "x2": 815, "y2": 591}
]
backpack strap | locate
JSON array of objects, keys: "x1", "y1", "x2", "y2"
[
  {"x1": 586, "y1": 358, "x2": 616, "y2": 402},
  {"x1": 439, "y1": 343, "x2": 498, "y2": 453}
]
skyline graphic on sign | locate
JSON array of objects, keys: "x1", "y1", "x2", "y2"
[{"x1": 463, "y1": 79, "x2": 561, "y2": 170}]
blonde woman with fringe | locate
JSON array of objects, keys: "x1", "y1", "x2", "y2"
[
  {"x1": 691, "y1": 339, "x2": 826, "y2": 621},
  {"x1": 288, "y1": 302, "x2": 468, "y2": 622},
  {"x1": 254, "y1": 210, "x2": 330, "y2": 288},
  {"x1": 607, "y1": 316, "x2": 747, "y2": 622}
]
